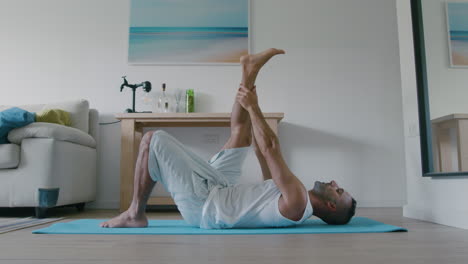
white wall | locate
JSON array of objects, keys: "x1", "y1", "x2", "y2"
[
  {"x1": 397, "y1": 0, "x2": 468, "y2": 229},
  {"x1": 0, "y1": 0, "x2": 406, "y2": 209}
]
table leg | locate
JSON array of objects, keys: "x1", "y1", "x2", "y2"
[
  {"x1": 266, "y1": 119, "x2": 279, "y2": 135},
  {"x1": 438, "y1": 128, "x2": 452, "y2": 172},
  {"x1": 457, "y1": 120, "x2": 468, "y2": 171},
  {"x1": 120, "y1": 119, "x2": 136, "y2": 212}
]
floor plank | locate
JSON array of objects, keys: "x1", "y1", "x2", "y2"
[{"x1": 0, "y1": 208, "x2": 467, "y2": 264}]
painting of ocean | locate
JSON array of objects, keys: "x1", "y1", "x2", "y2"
[
  {"x1": 447, "y1": 2, "x2": 468, "y2": 67},
  {"x1": 129, "y1": 0, "x2": 249, "y2": 64}
]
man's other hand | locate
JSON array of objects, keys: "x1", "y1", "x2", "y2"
[{"x1": 236, "y1": 85, "x2": 258, "y2": 110}]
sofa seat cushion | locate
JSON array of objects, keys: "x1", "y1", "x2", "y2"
[
  {"x1": 8, "y1": 122, "x2": 96, "y2": 148},
  {"x1": 0, "y1": 143, "x2": 20, "y2": 169}
]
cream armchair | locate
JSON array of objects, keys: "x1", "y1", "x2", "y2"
[{"x1": 0, "y1": 99, "x2": 98, "y2": 218}]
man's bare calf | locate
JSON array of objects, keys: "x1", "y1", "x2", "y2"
[{"x1": 100, "y1": 131, "x2": 156, "y2": 228}]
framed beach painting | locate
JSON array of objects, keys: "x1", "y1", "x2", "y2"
[
  {"x1": 446, "y1": 1, "x2": 468, "y2": 67},
  {"x1": 128, "y1": 0, "x2": 250, "y2": 65}
]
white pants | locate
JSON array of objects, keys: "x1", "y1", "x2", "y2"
[{"x1": 148, "y1": 130, "x2": 250, "y2": 226}]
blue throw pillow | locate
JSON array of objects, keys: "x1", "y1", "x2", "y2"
[{"x1": 0, "y1": 107, "x2": 36, "y2": 144}]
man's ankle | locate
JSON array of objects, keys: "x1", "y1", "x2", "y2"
[{"x1": 127, "y1": 204, "x2": 144, "y2": 218}]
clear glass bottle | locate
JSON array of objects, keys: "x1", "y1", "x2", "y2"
[
  {"x1": 174, "y1": 89, "x2": 184, "y2": 113},
  {"x1": 158, "y1": 83, "x2": 169, "y2": 113},
  {"x1": 141, "y1": 91, "x2": 153, "y2": 107}
]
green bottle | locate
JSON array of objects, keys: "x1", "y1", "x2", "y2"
[{"x1": 186, "y1": 89, "x2": 194, "y2": 113}]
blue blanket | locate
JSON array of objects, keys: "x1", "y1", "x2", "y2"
[
  {"x1": 32, "y1": 217, "x2": 406, "y2": 235},
  {"x1": 0, "y1": 107, "x2": 35, "y2": 144}
]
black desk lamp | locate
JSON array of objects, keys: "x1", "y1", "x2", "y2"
[{"x1": 120, "y1": 76, "x2": 152, "y2": 113}]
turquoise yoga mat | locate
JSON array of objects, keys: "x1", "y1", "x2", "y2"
[{"x1": 32, "y1": 217, "x2": 406, "y2": 235}]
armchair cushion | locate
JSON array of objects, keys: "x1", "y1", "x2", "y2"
[
  {"x1": 1, "y1": 99, "x2": 90, "y2": 134},
  {"x1": 0, "y1": 143, "x2": 20, "y2": 169},
  {"x1": 41, "y1": 99, "x2": 89, "y2": 133},
  {"x1": 8, "y1": 122, "x2": 96, "y2": 148},
  {"x1": 36, "y1": 109, "x2": 72, "y2": 127}
]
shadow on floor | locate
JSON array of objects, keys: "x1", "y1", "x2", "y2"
[
  {"x1": 0, "y1": 205, "x2": 180, "y2": 219},
  {"x1": 0, "y1": 206, "x2": 80, "y2": 218}
]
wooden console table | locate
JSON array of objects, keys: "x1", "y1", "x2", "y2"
[{"x1": 115, "y1": 112, "x2": 284, "y2": 212}]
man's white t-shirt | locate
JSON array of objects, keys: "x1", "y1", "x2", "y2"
[{"x1": 200, "y1": 179, "x2": 313, "y2": 229}]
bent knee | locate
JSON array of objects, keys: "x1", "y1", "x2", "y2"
[
  {"x1": 142, "y1": 131, "x2": 156, "y2": 146},
  {"x1": 151, "y1": 130, "x2": 170, "y2": 141},
  {"x1": 146, "y1": 130, "x2": 171, "y2": 147}
]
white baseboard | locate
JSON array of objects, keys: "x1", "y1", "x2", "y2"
[{"x1": 403, "y1": 204, "x2": 468, "y2": 229}]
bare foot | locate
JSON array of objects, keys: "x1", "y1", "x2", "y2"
[
  {"x1": 100, "y1": 210, "x2": 148, "y2": 228},
  {"x1": 240, "y1": 48, "x2": 286, "y2": 73}
]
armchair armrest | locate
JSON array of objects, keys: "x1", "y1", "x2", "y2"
[
  {"x1": 7, "y1": 122, "x2": 96, "y2": 148},
  {"x1": 88, "y1": 109, "x2": 99, "y2": 147}
]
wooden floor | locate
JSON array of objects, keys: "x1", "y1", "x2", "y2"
[{"x1": 0, "y1": 207, "x2": 467, "y2": 264}]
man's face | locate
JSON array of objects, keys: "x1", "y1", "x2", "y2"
[{"x1": 312, "y1": 180, "x2": 352, "y2": 209}]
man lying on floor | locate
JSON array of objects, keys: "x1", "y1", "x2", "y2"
[{"x1": 101, "y1": 48, "x2": 357, "y2": 229}]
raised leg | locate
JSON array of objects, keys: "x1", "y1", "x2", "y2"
[
  {"x1": 100, "y1": 131, "x2": 156, "y2": 228},
  {"x1": 221, "y1": 48, "x2": 285, "y2": 150}
]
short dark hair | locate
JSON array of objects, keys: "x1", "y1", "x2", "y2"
[
  {"x1": 344, "y1": 198, "x2": 357, "y2": 223},
  {"x1": 322, "y1": 198, "x2": 357, "y2": 225}
]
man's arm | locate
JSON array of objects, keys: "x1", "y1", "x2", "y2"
[
  {"x1": 252, "y1": 128, "x2": 272, "y2": 181},
  {"x1": 237, "y1": 87, "x2": 307, "y2": 209}
]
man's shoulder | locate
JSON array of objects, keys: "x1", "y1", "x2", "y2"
[{"x1": 278, "y1": 189, "x2": 308, "y2": 221}]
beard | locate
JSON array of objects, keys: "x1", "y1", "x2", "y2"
[
  {"x1": 313, "y1": 181, "x2": 327, "y2": 199},
  {"x1": 312, "y1": 181, "x2": 334, "y2": 203},
  {"x1": 313, "y1": 181, "x2": 326, "y2": 191}
]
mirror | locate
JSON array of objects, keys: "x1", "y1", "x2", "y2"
[{"x1": 411, "y1": 0, "x2": 468, "y2": 176}]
